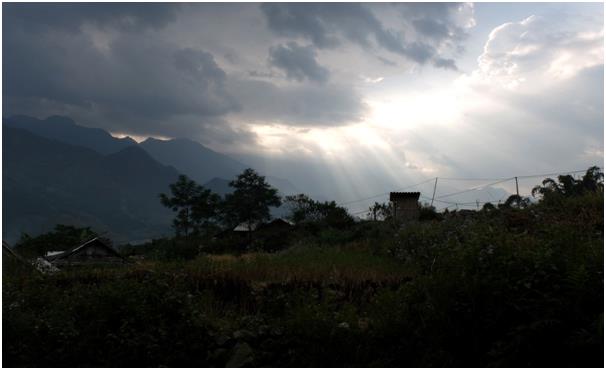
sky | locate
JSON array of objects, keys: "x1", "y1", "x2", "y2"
[{"x1": 3, "y1": 2, "x2": 604, "y2": 210}]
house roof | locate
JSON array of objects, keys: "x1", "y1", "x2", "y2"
[
  {"x1": 3, "y1": 241, "x2": 20, "y2": 259},
  {"x1": 390, "y1": 192, "x2": 421, "y2": 201},
  {"x1": 267, "y1": 218, "x2": 294, "y2": 226},
  {"x1": 257, "y1": 218, "x2": 295, "y2": 231},
  {"x1": 233, "y1": 222, "x2": 261, "y2": 232},
  {"x1": 3, "y1": 240, "x2": 32, "y2": 267},
  {"x1": 215, "y1": 218, "x2": 295, "y2": 238},
  {"x1": 45, "y1": 237, "x2": 124, "y2": 262}
]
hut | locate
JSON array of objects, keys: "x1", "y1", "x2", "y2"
[
  {"x1": 215, "y1": 219, "x2": 293, "y2": 239},
  {"x1": 389, "y1": 192, "x2": 421, "y2": 223},
  {"x1": 213, "y1": 218, "x2": 295, "y2": 252},
  {"x1": 45, "y1": 237, "x2": 128, "y2": 267}
]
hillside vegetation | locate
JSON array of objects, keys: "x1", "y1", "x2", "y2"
[{"x1": 4, "y1": 185, "x2": 603, "y2": 367}]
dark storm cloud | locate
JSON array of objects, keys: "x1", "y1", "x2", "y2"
[
  {"x1": 261, "y1": 3, "x2": 401, "y2": 51},
  {"x1": 3, "y1": 2, "x2": 180, "y2": 33},
  {"x1": 268, "y1": 42, "x2": 329, "y2": 83},
  {"x1": 260, "y1": 3, "x2": 470, "y2": 69},
  {"x1": 4, "y1": 3, "x2": 370, "y2": 138},
  {"x1": 174, "y1": 48, "x2": 227, "y2": 84},
  {"x1": 397, "y1": 3, "x2": 469, "y2": 38},
  {"x1": 3, "y1": 25, "x2": 239, "y2": 137}
]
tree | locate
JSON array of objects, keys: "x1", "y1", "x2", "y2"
[
  {"x1": 284, "y1": 194, "x2": 318, "y2": 224},
  {"x1": 580, "y1": 166, "x2": 604, "y2": 193},
  {"x1": 159, "y1": 175, "x2": 219, "y2": 237},
  {"x1": 482, "y1": 202, "x2": 496, "y2": 212},
  {"x1": 223, "y1": 168, "x2": 282, "y2": 238},
  {"x1": 285, "y1": 194, "x2": 354, "y2": 228},
  {"x1": 532, "y1": 166, "x2": 604, "y2": 201},
  {"x1": 502, "y1": 194, "x2": 530, "y2": 209},
  {"x1": 191, "y1": 191, "x2": 221, "y2": 231},
  {"x1": 367, "y1": 202, "x2": 392, "y2": 221}
]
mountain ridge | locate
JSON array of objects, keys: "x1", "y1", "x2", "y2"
[
  {"x1": 3, "y1": 127, "x2": 178, "y2": 243},
  {"x1": 4, "y1": 115, "x2": 137, "y2": 155}
]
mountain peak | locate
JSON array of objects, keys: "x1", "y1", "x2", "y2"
[
  {"x1": 3, "y1": 115, "x2": 136, "y2": 155},
  {"x1": 139, "y1": 137, "x2": 247, "y2": 184}
]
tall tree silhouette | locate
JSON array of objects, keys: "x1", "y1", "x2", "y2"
[
  {"x1": 223, "y1": 169, "x2": 282, "y2": 242},
  {"x1": 160, "y1": 175, "x2": 219, "y2": 237}
]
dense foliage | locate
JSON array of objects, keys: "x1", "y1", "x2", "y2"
[
  {"x1": 4, "y1": 174, "x2": 603, "y2": 366},
  {"x1": 284, "y1": 194, "x2": 354, "y2": 228}
]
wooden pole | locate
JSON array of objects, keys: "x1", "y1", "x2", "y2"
[
  {"x1": 430, "y1": 177, "x2": 438, "y2": 207},
  {"x1": 515, "y1": 176, "x2": 519, "y2": 197}
]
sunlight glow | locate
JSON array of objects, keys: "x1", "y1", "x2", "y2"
[
  {"x1": 368, "y1": 89, "x2": 462, "y2": 130},
  {"x1": 110, "y1": 132, "x2": 172, "y2": 143}
]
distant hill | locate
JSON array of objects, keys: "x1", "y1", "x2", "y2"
[
  {"x1": 4, "y1": 114, "x2": 301, "y2": 195},
  {"x1": 203, "y1": 178, "x2": 233, "y2": 196},
  {"x1": 139, "y1": 137, "x2": 248, "y2": 184},
  {"x1": 3, "y1": 115, "x2": 137, "y2": 155},
  {"x1": 3, "y1": 128, "x2": 178, "y2": 243},
  {"x1": 266, "y1": 176, "x2": 300, "y2": 197}
]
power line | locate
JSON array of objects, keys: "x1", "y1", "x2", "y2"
[
  {"x1": 338, "y1": 167, "x2": 593, "y2": 211},
  {"x1": 420, "y1": 195, "x2": 481, "y2": 206},
  {"x1": 438, "y1": 177, "x2": 510, "y2": 181},
  {"x1": 435, "y1": 196, "x2": 509, "y2": 212},
  {"x1": 351, "y1": 209, "x2": 371, "y2": 216},
  {"x1": 434, "y1": 169, "x2": 589, "y2": 200},
  {"x1": 435, "y1": 177, "x2": 514, "y2": 199},
  {"x1": 337, "y1": 177, "x2": 435, "y2": 206},
  {"x1": 516, "y1": 169, "x2": 587, "y2": 179},
  {"x1": 438, "y1": 169, "x2": 588, "y2": 181}
]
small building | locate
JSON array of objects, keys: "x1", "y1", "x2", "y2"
[
  {"x1": 256, "y1": 218, "x2": 294, "y2": 232},
  {"x1": 45, "y1": 237, "x2": 128, "y2": 267},
  {"x1": 215, "y1": 219, "x2": 293, "y2": 239},
  {"x1": 213, "y1": 218, "x2": 295, "y2": 252},
  {"x1": 389, "y1": 192, "x2": 421, "y2": 223},
  {"x1": 233, "y1": 222, "x2": 261, "y2": 233}
]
